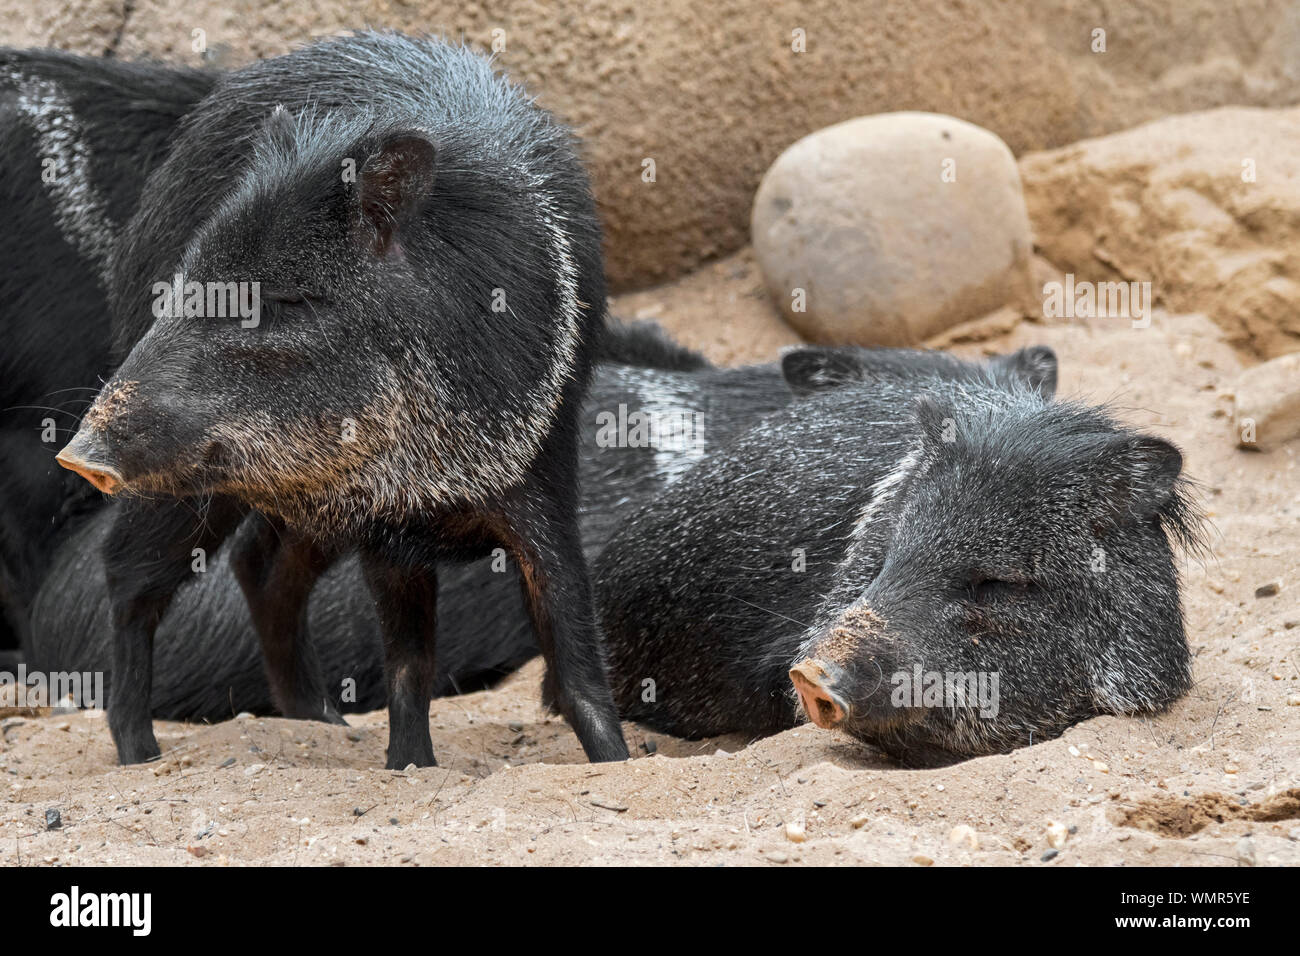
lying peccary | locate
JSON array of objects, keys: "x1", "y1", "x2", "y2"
[
  {"x1": 0, "y1": 50, "x2": 213, "y2": 653},
  {"x1": 52, "y1": 33, "x2": 630, "y2": 766},
  {"x1": 32, "y1": 318, "x2": 1056, "y2": 722},
  {"x1": 596, "y1": 353, "x2": 1202, "y2": 765}
]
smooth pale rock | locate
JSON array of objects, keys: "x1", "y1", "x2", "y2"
[
  {"x1": 1232, "y1": 353, "x2": 1300, "y2": 450},
  {"x1": 1021, "y1": 108, "x2": 1300, "y2": 358},
  {"x1": 752, "y1": 112, "x2": 1033, "y2": 346}
]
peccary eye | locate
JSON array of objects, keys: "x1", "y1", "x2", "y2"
[
  {"x1": 968, "y1": 572, "x2": 1034, "y2": 603},
  {"x1": 263, "y1": 291, "x2": 318, "y2": 306},
  {"x1": 259, "y1": 291, "x2": 325, "y2": 326}
]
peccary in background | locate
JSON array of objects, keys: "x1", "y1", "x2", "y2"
[
  {"x1": 596, "y1": 352, "x2": 1202, "y2": 765},
  {"x1": 53, "y1": 33, "x2": 629, "y2": 767},
  {"x1": 0, "y1": 50, "x2": 214, "y2": 654}
]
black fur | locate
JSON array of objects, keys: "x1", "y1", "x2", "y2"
[
  {"x1": 31, "y1": 322, "x2": 1057, "y2": 736},
  {"x1": 0, "y1": 50, "x2": 214, "y2": 653},
  {"x1": 595, "y1": 358, "x2": 1202, "y2": 766},
  {"x1": 57, "y1": 34, "x2": 628, "y2": 767}
]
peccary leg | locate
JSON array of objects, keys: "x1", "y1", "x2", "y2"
[
  {"x1": 360, "y1": 550, "x2": 438, "y2": 769},
  {"x1": 500, "y1": 491, "x2": 629, "y2": 763},
  {"x1": 104, "y1": 494, "x2": 244, "y2": 764},
  {"x1": 229, "y1": 512, "x2": 344, "y2": 725}
]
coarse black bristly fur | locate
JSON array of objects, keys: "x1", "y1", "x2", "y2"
[
  {"x1": 595, "y1": 361, "x2": 1206, "y2": 766},
  {"x1": 0, "y1": 49, "x2": 214, "y2": 654},
  {"x1": 32, "y1": 318, "x2": 1059, "y2": 734},
  {"x1": 56, "y1": 32, "x2": 629, "y2": 768}
]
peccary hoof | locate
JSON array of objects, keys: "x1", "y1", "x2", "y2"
[
  {"x1": 285, "y1": 698, "x2": 349, "y2": 726},
  {"x1": 114, "y1": 735, "x2": 162, "y2": 765},
  {"x1": 384, "y1": 751, "x2": 437, "y2": 771}
]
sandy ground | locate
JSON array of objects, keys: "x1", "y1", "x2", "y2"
[{"x1": 2, "y1": 252, "x2": 1297, "y2": 866}]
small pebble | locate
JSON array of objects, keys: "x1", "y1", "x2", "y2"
[
  {"x1": 948, "y1": 825, "x2": 979, "y2": 850},
  {"x1": 911, "y1": 854, "x2": 934, "y2": 866},
  {"x1": 1045, "y1": 821, "x2": 1069, "y2": 849},
  {"x1": 1254, "y1": 581, "x2": 1281, "y2": 598},
  {"x1": 785, "y1": 820, "x2": 807, "y2": 843},
  {"x1": 1041, "y1": 850, "x2": 1059, "y2": 862},
  {"x1": 1235, "y1": 837, "x2": 1256, "y2": 867},
  {"x1": 44, "y1": 808, "x2": 61, "y2": 830}
]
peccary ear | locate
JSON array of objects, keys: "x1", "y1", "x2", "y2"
[
  {"x1": 359, "y1": 132, "x2": 437, "y2": 256},
  {"x1": 264, "y1": 104, "x2": 297, "y2": 152},
  {"x1": 1097, "y1": 434, "x2": 1183, "y2": 522},
  {"x1": 781, "y1": 348, "x2": 870, "y2": 395},
  {"x1": 913, "y1": 394, "x2": 956, "y2": 449},
  {"x1": 995, "y1": 345, "x2": 1058, "y2": 397}
]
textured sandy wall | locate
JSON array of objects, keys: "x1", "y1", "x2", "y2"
[{"x1": 5, "y1": 0, "x2": 1300, "y2": 290}]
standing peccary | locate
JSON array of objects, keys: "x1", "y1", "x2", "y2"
[
  {"x1": 52, "y1": 33, "x2": 631, "y2": 766},
  {"x1": 596, "y1": 357, "x2": 1202, "y2": 765},
  {"x1": 0, "y1": 50, "x2": 214, "y2": 654}
]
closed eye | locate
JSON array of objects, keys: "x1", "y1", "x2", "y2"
[
  {"x1": 256, "y1": 291, "x2": 326, "y2": 330},
  {"x1": 263, "y1": 291, "x2": 323, "y2": 306},
  {"x1": 968, "y1": 572, "x2": 1035, "y2": 603}
]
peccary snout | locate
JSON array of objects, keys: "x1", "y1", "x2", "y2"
[
  {"x1": 789, "y1": 658, "x2": 851, "y2": 729},
  {"x1": 58, "y1": 370, "x2": 223, "y2": 497},
  {"x1": 791, "y1": 603, "x2": 904, "y2": 733},
  {"x1": 56, "y1": 421, "x2": 125, "y2": 495}
]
